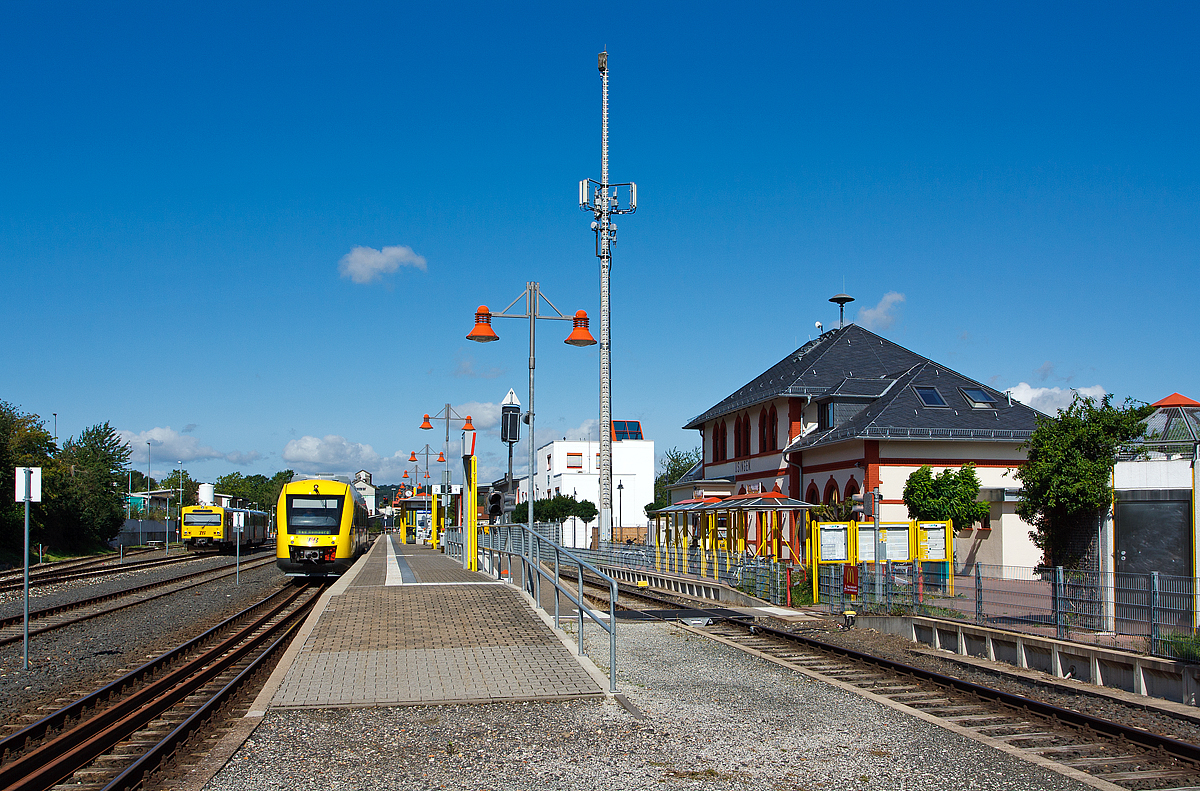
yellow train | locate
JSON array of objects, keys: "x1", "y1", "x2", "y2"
[
  {"x1": 276, "y1": 476, "x2": 371, "y2": 577},
  {"x1": 181, "y1": 505, "x2": 268, "y2": 551}
]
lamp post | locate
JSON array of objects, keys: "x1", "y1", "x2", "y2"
[
  {"x1": 177, "y1": 460, "x2": 183, "y2": 550},
  {"x1": 410, "y1": 446, "x2": 444, "y2": 541},
  {"x1": 420, "y1": 406, "x2": 474, "y2": 547},
  {"x1": 617, "y1": 480, "x2": 624, "y2": 540},
  {"x1": 466, "y1": 282, "x2": 596, "y2": 552}
]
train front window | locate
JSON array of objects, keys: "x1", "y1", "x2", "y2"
[
  {"x1": 184, "y1": 513, "x2": 221, "y2": 526},
  {"x1": 287, "y1": 495, "x2": 344, "y2": 535}
]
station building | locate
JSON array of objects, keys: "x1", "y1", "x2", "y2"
[
  {"x1": 353, "y1": 469, "x2": 378, "y2": 515},
  {"x1": 683, "y1": 323, "x2": 1045, "y2": 568},
  {"x1": 529, "y1": 421, "x2": 655, "y2": 531}
]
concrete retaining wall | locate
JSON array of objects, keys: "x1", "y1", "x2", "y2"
[{"x1": 858, "y1": 614, "x2": 1200, "y2": 706}]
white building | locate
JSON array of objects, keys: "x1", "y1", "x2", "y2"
[
  {"x1": 353, "y1": 470, "x2": 377, "y2": 515},
  {"x1": 530, "y1": 421, "x2": 655, "y2": 530}
]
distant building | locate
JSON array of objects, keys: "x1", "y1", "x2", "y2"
[
  {"x1": 353, "y1": 470, "x2": 377, "y2": 515},
  {"x1": 530, "y1": 421, "x2": 655, "y2": 531},
  {"x1": 684, "y1": 323, "x2": 1045, "y2": 567}
]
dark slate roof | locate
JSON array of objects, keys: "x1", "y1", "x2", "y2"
[
  {"x1": 783, "y1": 360, "x2": 1043, "y2": 453},
  {"x1": 683, "y1": 324, "x2": 924, "y2": 429},
  {"x1": 674, "y1": 460, "x2": 704, "y2": 485}
]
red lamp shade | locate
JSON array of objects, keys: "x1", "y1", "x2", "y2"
[
  {"x1": 420, "y1": 414, "x2": 433, "y2": 430},
  {"x1": 466, "y1": 306, "x2": 499, "y2": 342},
  {"x1": 401, "y1": 471, "x2": 409, "y2": 479},
  {"x1": 564, "y1": 310, "x2": 597, "y2": 347},
  {"x1": 424, "y1": 472, "x2": 431, "y2": 479},
  {"x1": 462, "y1": 415, "x2": 476, "y2": 432},
  {"x1": 437, "y1": 452, "x2": 446, "y2": 462},
  {"x1": 408, "y1": 452, "x2": 418, "y2": 462}
]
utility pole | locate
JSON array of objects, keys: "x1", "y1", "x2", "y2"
[{"x1": 580, "y1": 50, "x2": 637, "y2": 546}]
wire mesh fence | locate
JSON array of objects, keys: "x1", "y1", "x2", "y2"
[{"x1": 818, "y1": 561, "x2": 1200, "y2": 661}]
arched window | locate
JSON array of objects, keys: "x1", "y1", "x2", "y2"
[
  {"x1": 805, "y1": 482, "x2": 820, "y2": 504},
  {"x1": 844, "y1": 477, "x2": 860, "y2": 501},
  {"x1": 767, "y1": 405, "x2": 778, "y2": 451},
  {"x1": 733, "y1": 416, "x2": 741, "y2": 458},
  {"x1": 758, "y1": 408, "x2": 768, "y2": 454},
  {"x1": 823, "y1": 478, "x2": 841, "y2": 505},
  {"x1": 714, "y1": 420, "x2": 727, "y2": 462},
  {"x1": 742, "y1": 413, "x2": 752, "y2": 456}
]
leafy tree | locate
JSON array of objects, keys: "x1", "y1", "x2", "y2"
[
  {"x1": 902, "y1": 463, "x2": 989, "y2": 531},
  {"x1": 574, "y1": 499, "x2": 597, "y2": 525},
  {"x1": 45, "y1": 422, "x2": 130, "y2": 550},
  {"x1": 646, "y1": 446, "x2": 703, "y2": 513},
  {"x1": 161, "y1": 468, "x2": 200, "y2": 507},
  {"x1": 810, "y1": 499, "x2": 857, "y2": 523},
  {"x1": 215, "y1": 469, "x2": 293, "y2": 510},
  {"x1": 0, "y1": 401, "x2": 55, "y2": 561},
  {"x1": 1015, "y1": 393, "x2": 1152, "y2": 569}
]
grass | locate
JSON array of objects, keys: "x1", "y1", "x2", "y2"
[{"x1": 1163, "y1": 631, "x2": 1200, "y2": 662}]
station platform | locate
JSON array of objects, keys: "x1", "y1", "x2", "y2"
[{"x1": 256, "y1": 535, "x2": 606, "y2": 710}]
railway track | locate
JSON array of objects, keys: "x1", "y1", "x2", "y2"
[
  {"x1": 0, "y1": 582, "x2": 321, "y2": 791},
  {"x1": 0, "y1": 550, "x2": 160, "y2": 583},
  {"x1": 0, "y1": 556, "x2": 278, "y2": 647},
  {"x1": 0, "y1": 553, "x2": 207, "y2": 596},
  {"x1": 571, "y1": 571, "x2": 1200, "y2": 790}
]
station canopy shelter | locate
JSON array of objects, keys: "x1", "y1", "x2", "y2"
[{"x1": 650, "y1": 488, "x2": 814, "y2": 577}]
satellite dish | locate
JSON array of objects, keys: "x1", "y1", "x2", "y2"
[{"x1": 815, "y1": 321, "x2": 823, "y2": 331}]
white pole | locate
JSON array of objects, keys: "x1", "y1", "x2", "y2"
[
  {"x1": 23, "y1": 467, "x2": 31, "y2": 670},
  {"x1": 598, "y1": 56, "x2": 613, "y2": 547}
]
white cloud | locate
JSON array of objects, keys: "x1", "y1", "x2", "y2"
[
  {"x1": 119, "y1": 426, "x2": 260, "y2": 469},
  {"x1": 555, "y1": 418, "x2": 599, "y2": 442},
  {"x1": 452, "y1": 352, "x2": 505, "y2": 379},
  {"x1": 337, "y1": 244, "x2": 427, "y2": 284},
  {"x1": 1006, "y1": 382, "x2": 1107, "y2": 415},
  {"x1": 454, "y1": 401, "x2": 503, "y2": 432},
  {"x1": 282, "y1": 434, "x2": 381, "y2": 473},
  {"x1": 856, "y1": 292, "x2": 905, "y2": 331}
]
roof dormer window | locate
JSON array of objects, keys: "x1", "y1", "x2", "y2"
[
  {"x1": 914, "y1": 386, "x2": 948, "y2": 407},
  {"x1": 961, "y1": 387, "x2": 998, "y2": 409}
]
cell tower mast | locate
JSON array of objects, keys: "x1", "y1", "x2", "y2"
[{"x1": 580, "y1": 51, "x2": 636, "y2": 545}]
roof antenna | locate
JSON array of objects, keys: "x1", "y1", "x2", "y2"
[{"x1": 829, "y1": 293, "x2": 854, "y2": 329}]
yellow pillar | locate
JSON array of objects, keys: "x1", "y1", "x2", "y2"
[{"x1": 465, "y1": 456, "x2": 478, "y2": 571}]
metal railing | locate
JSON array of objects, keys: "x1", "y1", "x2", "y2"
[
  {"x1": 818, "y1": 561, "x2": 1200, "y2": 661},
  {"x1": 443, "y1": 523, "x2": 618, "y2": 693}
]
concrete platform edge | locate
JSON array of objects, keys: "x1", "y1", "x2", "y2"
[
  {"x1": 513, "y1": 579, "x2": 612, "y2": 698},
  {"x1": 186, "y1": 541, "x2": 377, "y2": 791}
]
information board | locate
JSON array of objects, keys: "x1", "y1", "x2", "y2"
[
  {"x1": 919, "y1": 522, "x2": 949, "y2": 561},
  {"x1": 857, "y1": 523, "x2": 912, "y2": 562},
  {"x1": 817, "y1": 522, "x2": 849, "y2": 562}
]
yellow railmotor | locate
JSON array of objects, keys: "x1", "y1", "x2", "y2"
[{"x1": 276, "y1": 476, "x2": 370, "y2": 577}]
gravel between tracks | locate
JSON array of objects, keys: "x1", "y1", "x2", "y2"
[
  {"x1": 782, "y1": 618, "x2": 1200, "y2": 745},
  {"x1": 203, "y1": 621, "x2": 1092, "y2": 791},
  {"x1": 0, "y1": 551, "x2": 287, "y2": 723}
]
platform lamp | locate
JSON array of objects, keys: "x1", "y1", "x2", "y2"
[
  {"x1": 466, "y1": 283, "x2": 596, "y2": 558},
  {"x1": 420, "y1": 408, "x2": 475, "y2": 548}
]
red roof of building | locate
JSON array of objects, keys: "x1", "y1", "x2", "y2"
[{"x1": 1151, "y1": 393, "x2": 1200, "y2": 408}]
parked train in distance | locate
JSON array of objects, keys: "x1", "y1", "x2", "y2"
[
  {"x1": 276, "y1": 475, "x2": 371, "y2": 577},
  {"x1": 181, "y1": 504, "x2": 268, "y2": 551}
]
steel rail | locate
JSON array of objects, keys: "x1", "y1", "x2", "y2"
[
  {"x1": 735, "y1": 618, "x2": 1200, "y2": 765},
  {"x1": 0, "y1": 553, "x2": 204, "y2": 595},
  {"x1": 0, "y1": 556, "x2": 277, "y2": 646},
  {"x1": 574, "y1": 571, "x2": 1200, "y2": 769},
  {"x1": 0, "y1": 550, "x2": 156, "y2": 582},
  {"x1": 0, "y1": 584, "x2": 317, "y2": 791},
  {"x1": 101, "y1": 616, "x2": 305, "y2": 791},
  {"x1": 0, "y1": 583, "x2": 296, "y2": 761}
]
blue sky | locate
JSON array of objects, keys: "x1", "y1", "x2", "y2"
[{"x1": 2, "y1": 2, "x2": 1198, "y2": 485}]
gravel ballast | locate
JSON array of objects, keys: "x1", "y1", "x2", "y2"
[
  {"x1": 202, "y1": 620, "x2": 1094, "y2": 791},
  {"x1": 0, "y1": 550, "x2": 287, "y2": 723}
]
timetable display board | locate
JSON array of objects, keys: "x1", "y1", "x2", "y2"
[
  {"x1": 817, "y1": 522, "x2": 850, "y2": 563},
  {"x1": 918, "y1": 522, "x2": 950, "y2": 561},
  {"x1": 857, "y1": 523, "x2": 912, "y2": 562}
]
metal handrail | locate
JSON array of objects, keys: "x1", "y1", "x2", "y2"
[{"x1": 443, "y1": 523, "x2": 618, "y2": 693}]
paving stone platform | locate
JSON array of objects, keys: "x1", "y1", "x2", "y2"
[{"x1": 268, "y1": 535, "x2": 604, "y2": 709}]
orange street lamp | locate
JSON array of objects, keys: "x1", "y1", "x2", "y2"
[
  {"x1": 408, "y1": 452, "x2": 418, "y2": 463},
  {"x1": 466, "y1": 280, "x2": 595, "y2": 541},
  {"x1": 436, "y1": 452, "x2": 446, "y2": 463},
  {"x1": 420, "y1": 414, "x2": 434, "y2": 430},
  {"x1": 462, "y1": 415, "x2": 475, "y2": 432}
]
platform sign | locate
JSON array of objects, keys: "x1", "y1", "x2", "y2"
[
  {"x1": 858, "y1": 522, "x2": 913, "y2": 562},
  {"x1": 918, "y1": 522, "x2": 949, "y2": 561},
  {"x1": 14, "y1": 468, "x2": 41, "y2": 502},
  {"x1": 817, "y1": 522, "x2": 850, "y2": 563}
]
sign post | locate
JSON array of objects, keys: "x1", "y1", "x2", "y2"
[{"x1": 16, "y1": 467, "x2": 42, "y2": 670}]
